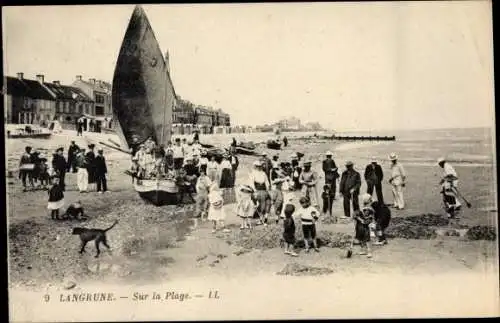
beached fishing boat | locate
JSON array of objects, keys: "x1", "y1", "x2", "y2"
[
  {"x1": 266, "y1": 139, "x2": 281, "y2": 150},
  {"x1": 112, "y1": 5, "x2": 180, "y2": 206}
]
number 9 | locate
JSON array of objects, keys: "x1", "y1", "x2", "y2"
[{"x1": 44, "y1": 294, "x2": 50, "y2": 302}]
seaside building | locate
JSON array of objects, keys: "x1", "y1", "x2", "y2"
[
  {"x1": 43, "y1": 80, "x2": 94, "y2": 130},
  {"x1": 72, "y1": 76, "x2": 113, "y2": 129},
  {"x1": 4, "y1": 73, "x2": 55, "y2": 125},
  {"x1": 278, "y1": 117, "x2": 301, "y2": 130},
  {"x1": 194, "y1": 105, "x2": 214, "y2": 134}
]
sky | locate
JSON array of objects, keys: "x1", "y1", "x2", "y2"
[{"x1": 2, "y1": 2, "x2": 494, "y2": 131}]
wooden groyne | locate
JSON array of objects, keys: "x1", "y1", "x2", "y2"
[
  {"x1": 333, "y1": 135, "x2": 396, "y2": 141},
  {"x1": 316, "y1": 135, "x2": 396, "y2": 141}
]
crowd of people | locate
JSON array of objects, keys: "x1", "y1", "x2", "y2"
[
  {"x1": 17, "y1": 134, "x2": 463, "y2": 257},
  {"x1": 229, "y1": 150, "x2": 463, "y2": 258},
  {"x1": 128, "y1": 135, "x2": 240, "y2": 206},
  {"x1": 18, "y1": 141, "x2": 109, "y2": 220}
]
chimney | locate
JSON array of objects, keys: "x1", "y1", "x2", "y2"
[
  {"x1": 53, "y1": 81, "x2": 60, "y2": 85},
  {"x1": 36, "y1": 74, "x2": 45, "y2": 84},
  {"x1": 89, "y1": 78, "x2": 95, "y2": 84},
  {"x1": 17, "y1": 73, "x2": 24, "y2": 80},
  {"x1": 76, "y1": 75, "x2": 82, "y2": 81}
]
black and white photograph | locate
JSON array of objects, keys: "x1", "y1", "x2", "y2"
[{"x1": 3, "y1": 2, "x2": 498, "y2": 321}]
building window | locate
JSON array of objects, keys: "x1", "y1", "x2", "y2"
[
  {"x1": 78, "y1": 104, "x2": 83, "y2": 114},
  {"x1": 95, "y1": 94, "x2": 104, "y2": 104},
  {"x1": 66, "y1": 116, "x2": 72, "y2": 122},
  {"x1": 56, "y1": 102, "x2": 61, "y2": 113},
  {"x1": 95, "y1": 106, "x2": 104, "y2": 115}
]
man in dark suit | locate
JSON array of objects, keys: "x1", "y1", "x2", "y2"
[
  {"x1": 95, "y1": 148, "x2": 108, "y2": 193},
  {"x1": 339, "y1": 161, "x2": 361, "y2": 219},
  {"x1": 364, "y1": 157, "x2": 384, "y2": 205},
  {"x1": 67, "y1": 141, "x2": 80, "y2": 173},
  {"x1": 322, "y1": 151, "x2": 339, "y2": 199},
  {"x1": 52, "y1": 147, "x2": 67, "y2": 191}
]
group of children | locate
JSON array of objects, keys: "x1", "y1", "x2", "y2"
[{"x1": 229, "y1": 155, "x2": 392, "y2": 258}]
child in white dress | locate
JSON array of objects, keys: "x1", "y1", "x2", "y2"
[
  {"x1": 208, "y1": 183, "x2": 230, "y2": 233},
  {"x1": 236, "y1": 185, "x2": 256, "y2": 229}
]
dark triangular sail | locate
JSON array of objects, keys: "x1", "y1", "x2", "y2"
[{"x1": 112, "y1": 5, "x2": 174, "y2": 150}]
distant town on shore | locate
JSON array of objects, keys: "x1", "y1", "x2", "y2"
[{"x1": 5, "y1": 72, "x2": 326, "y2": 136}]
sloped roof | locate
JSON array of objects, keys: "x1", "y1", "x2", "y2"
[
  {"x1": 5, "y1": 76, "x2": 55, "y2": 100},
  {"x1": 43, "y1": 83, "x2": 93, "y2": 102},
  {"x1": 76, "y1": 79, "x2": 111, "y2": 93}
]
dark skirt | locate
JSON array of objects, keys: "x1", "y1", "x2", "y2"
[
  {"x1": 87, "y1": 168, "x2": 96, "y2": 184},
  {"x1": 219, "y1": 168, "x2": 234, "y2": 188},
  {"x1": 283, "y1": 233, "x2": 296, "y2": 244},
  {"x1": 302, "y1": 224, "x2": 317, "y2": 240},
  {"x1": 355, "y1": 221, "x2": 370, "y2": 242}
]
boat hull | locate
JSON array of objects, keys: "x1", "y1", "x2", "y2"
[
  {"x1": 7, "y1": 133, "x2": 51, "y2": 139},
  {"x1": 235, "y1": 146, "x2": 256, "y2": 155},
  {"x1": 266, "y1": 140, "x2": 281, "y2": 150},
  {"x1": 134, "y1": 179, "x2": 196, "y2": 206}
]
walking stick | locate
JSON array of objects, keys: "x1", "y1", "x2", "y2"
[{"x1": 452, "y1": 187, "x2": 472, "y2": 208}]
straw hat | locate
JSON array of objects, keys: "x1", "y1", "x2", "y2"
[
  {"x1": 345, "y1": 160, "x2": 354, "y2": 166},
  {"x1": 371, "y1": 156, "x2": 377, "y2": 163},
  {"x1": 389, "y1": 153, "x2": 398, "y2": 161},
  {"x1": 361, "y1": 193, "x2": 373, "y2": 205},
  {"x1": 326, "y1": 151, "x2": 333, "y2": 156}
]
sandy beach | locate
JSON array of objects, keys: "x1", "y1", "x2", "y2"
[{"x1": 6, "y1": 127, "x2": 499, "y2": 320}]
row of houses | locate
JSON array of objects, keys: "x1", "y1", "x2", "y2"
[
  {"x1": 4, "y1": 72, "x2": 232, "y2": 135},
  {"x1": 172, "y1": 96, "x2": 231, "y2": 135},
  {"x1": 4, "y1": 73, "x2": 113, "y2": 131}
]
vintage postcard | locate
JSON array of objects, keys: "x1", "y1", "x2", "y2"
[{"x1": 3, "y1": 2, "x2": 498, "y2": 321}]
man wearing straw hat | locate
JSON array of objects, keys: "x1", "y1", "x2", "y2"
[
  {"x1": 339, "y1": 160, "x2": 361, "y2": 219},
  {"x1": 388, "y1": 153, "x2": 406, "y2": 210}
]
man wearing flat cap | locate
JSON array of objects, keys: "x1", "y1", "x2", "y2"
[
  {"x1": 299, "y1": 159, "x2": 320, "y2": 208},
  {"x1": 322, "y1": 150, "x2": 339, "y2": 200},
  {"x1": 19, "y1": 146, "x2": 34, "y2": 191},
  {"x1": 339, "y1": 160, "x2": 361, "y2": 218},
  {"x1": 260, "y1": 152, "x2": 273, "y2": 182},
  {"x1": 52, "y1": 147, "x2": 67, "y2": 191},
  {"x1": 86, "y1": 144, "x2": 97, "y2": 191},
  {"x1": 95, "y1": 148, "x2": 108, "y2": 193},
  {"x1": 364, "y1": 157, "x2": 384, "y2": 205}
]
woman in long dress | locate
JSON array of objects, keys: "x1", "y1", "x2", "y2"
[
  {"x1": 219, "y1": 154, "x2": 235, "y2": 204},
  {"x1": 248, "y1": 160, "x2": 271, "y2": 225}
]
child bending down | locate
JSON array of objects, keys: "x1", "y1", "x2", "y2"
[
  {"x1": 354, "y1": 199, "x2": 375, "y2": 258},
  {"x1": 299, "y1": 196, "x2": 320, "y2": 253},
  {"x1": 283, "y1": 204, "x2": 298, "y2": 257}
]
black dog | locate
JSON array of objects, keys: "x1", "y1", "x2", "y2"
[{"x1": 72, "y1": 220, "x2": 118, "y2": 258}]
